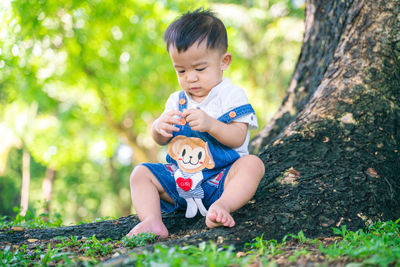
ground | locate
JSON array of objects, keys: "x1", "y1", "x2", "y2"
[
  {"x1": 0, "y1": 231, "x2": 367, "y2": 266},
  {"x1": 1, "y1": 215, "x2": 398, "y2": 265}
]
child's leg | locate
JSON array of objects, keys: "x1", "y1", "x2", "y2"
[
  {"x1": 126, "y1": 165, "x2": 173, "y2": 238},
  {"x1": 206, "y1": 155, "x2": 265, "y2": 228}
]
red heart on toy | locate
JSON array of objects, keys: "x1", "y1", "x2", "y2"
[{"x1": 176, "y1": 177, "x2": 192, "y2": 191}]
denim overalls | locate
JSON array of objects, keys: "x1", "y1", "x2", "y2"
[{"x1": 142, "y1": 91, "x2": 256, "y2": 213}]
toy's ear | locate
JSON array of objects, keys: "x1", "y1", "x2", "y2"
[
  {"x1": 168, "y1": 136, "x2": 186, "y2": 160},
  {"x1": 204, "y1": 142, "x2": 215, "y2": 169}
]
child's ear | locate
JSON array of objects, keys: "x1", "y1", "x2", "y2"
[{"x1": 220, "y1": 52, "x2": 232, "y2": 71}]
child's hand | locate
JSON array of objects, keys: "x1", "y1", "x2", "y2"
[
  {"x1": 154, "y1": 110, "x2": 183, "y2": 138},
  {"x1": 182, "y1": 108, "x2": 213, "y2": 132}
]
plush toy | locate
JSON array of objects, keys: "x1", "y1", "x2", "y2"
[{"x1": 168, "y1": 135, "x2": 215, "y2": 218}]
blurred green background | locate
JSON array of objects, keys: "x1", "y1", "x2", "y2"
[{"x1": 0, "y1": 0, "x2": 304, "y2": 224}]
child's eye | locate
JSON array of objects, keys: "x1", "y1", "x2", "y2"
[
  {"x1": 196, "y1": 67, "x2": 206, "y2": 72},
  {"x1": 177, "y1": 70, "x2": 185, "y2": 74}
]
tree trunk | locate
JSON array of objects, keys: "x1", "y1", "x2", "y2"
[
  {"x1": 20, "y1": 149, "x2": 30, "y2": 216},
  {"x1": 250, "y1": 0, "x2": 400, "y2": 235},
  {"x1": 42, "y1": 168, "x2": 56, "y2": 217},
  {"x1": 2, "y1": 0, "x2": 399, "y2": 257}
]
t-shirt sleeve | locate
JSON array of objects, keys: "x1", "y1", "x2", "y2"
[
  {"x1": 163, "y1": 91, "x2": 180, "y2": 113},
  {"x1": 236, "y1": 113, "x2": 258, "y2": 130},
  {"x1": 225, "y1": 87, "x2": 258, "y2": 130}
]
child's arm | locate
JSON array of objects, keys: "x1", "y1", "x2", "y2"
[
  {"x1": 152, "y1": 110, "x2": 184, "y2": 145},
  {"x1": 182, "y1": 109, "x2": 247, "y2": 148}
]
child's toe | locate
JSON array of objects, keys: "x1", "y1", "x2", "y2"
[
  {"x1": 208, "y1": 210, "x2": 217, "y2": 220},
  {"x1": 221, "y1": 215, "x2": 228, "y2": 224}
]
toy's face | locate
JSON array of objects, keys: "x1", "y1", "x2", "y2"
[
  {"x1": 169, "y1": 136, "x2": 215, "y2": 173},
  {"x1": 177, "y1": 144, "x2": 207, "y2": 171}
]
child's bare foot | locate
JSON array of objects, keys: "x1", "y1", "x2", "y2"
[
  {"x1": 126, "y1": 216, "x2": 168, "y2": 239},
  {"x1": 205, "y1": 201, "x2": 235, "y2": 228}
]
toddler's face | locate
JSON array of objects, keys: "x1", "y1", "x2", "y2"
[{"x1": 168, "y1": 41, "x2": 231, "y2": 103}]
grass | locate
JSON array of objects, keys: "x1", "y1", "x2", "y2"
[
  {"x1": 320, "y1": 220, "x2": 400, "y2": 266},
  {"x1": 0, "y1": 207, "x2": 63, "y2": 229},
  {"x1": 0, "y1": 233, "x2": 158, "y2": 266},
  {"x1": 1, "y1": 211, "x2": 399, "y2": 266},
  {"x1": 124, "y1": 242, "x2": 251, "y2": 267}
]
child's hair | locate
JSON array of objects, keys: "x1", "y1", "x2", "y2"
[{"x1": 164, "y1": 8, "x2": 228, "y2": 53}]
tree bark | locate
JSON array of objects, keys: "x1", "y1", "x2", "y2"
[
  {"x1": 1, "y1": 0, "x2": 399, "y2": 259},
  {"x1": 250, "y1": 0, "x2": 400, "y2": 235}
]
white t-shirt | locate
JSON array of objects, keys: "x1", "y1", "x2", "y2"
[{"x1": 163, "y1": 78, "x2": 258, "y2": 156}]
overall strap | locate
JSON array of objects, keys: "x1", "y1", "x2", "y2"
[
  {"x1": 178, "y1": 91, "x2": 188, "y2": 111},
  {"x1": 217, "y1": 104, "x2": 255, "y2": 124},
  {"x1": 175, "y1": 91, "x2": 191, "y2": 137}
]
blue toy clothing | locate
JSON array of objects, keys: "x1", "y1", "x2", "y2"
[{"x1": 141, "y1": 89, "x2": 256, "y2": 214}]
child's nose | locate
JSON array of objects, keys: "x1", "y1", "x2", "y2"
[{"x1": 186, "y1": 71, "x2": 198, "y2": 82}]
